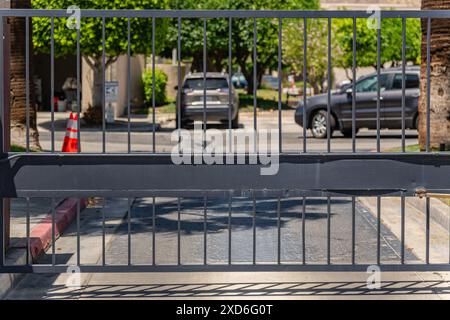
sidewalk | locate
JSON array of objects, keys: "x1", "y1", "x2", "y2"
[
  {"x1": 1, "y1": 198, "x2": 86, "y2": 298},
  {"x1": 358, "y1": 197, "x2": 450, "y2": 263}
]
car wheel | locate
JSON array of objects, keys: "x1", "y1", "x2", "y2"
[
  {"x1": 340, "y1": 127, "x2": 359, "y2": 138},
  {"x1": 175, "y1": 116, "x2": 187, "y2": 129},
  {"x1": 414, "y1": 114, "x2": 419, "y2": 130},
  {"x1": 232, "y1": 113, "x2": 239, "y2": 129},
  {"x1": 311, "y1": 110, "x2": 334, "y2": 139}
]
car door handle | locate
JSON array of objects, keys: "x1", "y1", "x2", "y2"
[{"x1": 372, "y1": 97, "x2": 383, "y2": 101}]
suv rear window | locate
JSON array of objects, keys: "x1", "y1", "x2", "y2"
[
  {"x1": 392, "y1": 73, "x2": 420, "y2": 89},
  {"x1": 183, "y1": 78, "x2": 229, "y2": 90}
]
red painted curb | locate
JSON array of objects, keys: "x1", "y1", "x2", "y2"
[{"x1": 29, "y1": 198, "x2": 87, "y2": 261}]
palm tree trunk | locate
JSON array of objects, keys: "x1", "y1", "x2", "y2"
[
  {"x1": 9, "y1": 0, "x2": 40, "y2": 149},
  {"x1": 419, "y1": 0, "x2": 450, "y2": 151}
]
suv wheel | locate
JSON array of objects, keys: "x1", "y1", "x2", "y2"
[
  {"x1": 232, "y1": 113, "x2": 239, "y2": 129},
  {"x1": 340, "y1": 127, "x2": 359, "y2": 138},
  {"x1": 311, "y1": 110, "x2": 334, "y2": 139}
]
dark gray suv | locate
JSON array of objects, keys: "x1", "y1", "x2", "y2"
[{"x1": 295, "y1": 66, "x2": 420, "y2": 138}]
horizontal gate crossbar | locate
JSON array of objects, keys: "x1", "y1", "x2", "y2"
[
  {"x1": 1, "y1": 153, "x2": 449, "y2": 198},
  {"x1": 2, "y1": 263, "x2": 450, "y2": 273},
  {"x1": 2, "y1": 9, "x2": 450, "y2": 19}
]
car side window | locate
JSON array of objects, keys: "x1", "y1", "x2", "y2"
[
  {"x1": 355, "y1": 74, "x2": 388, "y2": 93},
  {"x1": 391, "y1": 73, "x2": 420, "y2": 90}
]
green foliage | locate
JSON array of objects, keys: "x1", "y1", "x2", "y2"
[
  {"x1": 142, "y1": 68, "x2": 168, "y2": 106},
  {"x1": 166, "y1": 0, "x2": 320, "y2": 92},
  {"x1": 334, "y1": 18, "x2": 421, "y2": 70},
  {"x1": 32, "y1": 0, "x2": 169, "y2": 57},
  {"x1": 283, "y1": 18, "x2": 332, "y2": 94}
]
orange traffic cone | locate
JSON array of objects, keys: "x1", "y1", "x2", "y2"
[{"x1": 62, "y1": 112, "x2": 80, "y2": 152}]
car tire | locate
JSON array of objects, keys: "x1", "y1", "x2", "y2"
[
  {"x1": 232, "y1": 113, "x2": 240, "y2": 129},
  {"x1": 175, "y1": 116, "x2": 187, "y2": 129},
  {"x1": 340, "y1": 127, "x2": 359, "y2": 138},
  {"x1": 310, "y1": 110, "x2": 335, "y2": 139},
  {"x1": 414, "y1": 114, "x2": 419, "y2": 130}
]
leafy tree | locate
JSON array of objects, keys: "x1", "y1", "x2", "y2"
[
  {"x1": 283, "y1": 18, "x2": 332, "y2": 95},
  {"x1": 166, "y1": 0, "x2": 320, "y2": 95},
  {"x1": 334, "y1": 18, "x2": 421, "y2": 73},
  {"x1": 32, "y1": 0, "x2": 169, "y2": 122}
]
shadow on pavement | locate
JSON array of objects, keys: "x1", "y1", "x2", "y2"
[{"x1": 32, "y1": 279, "x2": 450, "y2": 299}]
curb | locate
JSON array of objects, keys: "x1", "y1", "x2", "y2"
[
  {"x1": 1, "y1": 198, "x2": 87, "y2": 299},
  {"x1": 29, "y1": 198, "x2": 87, "y2": 261}
]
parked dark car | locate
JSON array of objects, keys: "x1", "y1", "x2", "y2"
[
  {"x1": 295, "y1": 66, "x2": 420, "y2": 138},
  {"x1": 176, "y1": 72, "x2": 239, "y2": 128}
]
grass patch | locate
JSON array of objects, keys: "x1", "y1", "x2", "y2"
[
  {"x1": 11, "y1": 144, "x2": 28, "y2": 152},
  {"x1": 386, "y1": 144, "x2": 420, "y2": 153},
  {"x1": 238, "y1": 89, "x2": 294, "y2": 112}
]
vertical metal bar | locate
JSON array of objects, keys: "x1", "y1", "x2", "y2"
[
  {"x1": 351, "y1": 196, "x2": 356, "y2": 265},
  {"x1": 102, "y1": 198, "x2": 105, "y2": 266},
  {"x1": 228, "y1": 18, "x2": 232, "y2": 139},
  {"x1": 102, "y1": 17, "x2": 106, "y2": 154},
  {"x1": 50, "y1": 17, "x2": 55, "y2": 153},
  {"x1": 228, "y1": 194, "x2": 232, "y2": 265},
  {"x1": 278, "y1": 18, "x2": 282, "y2": 153},
  {"x1": 377, "y1": 196, "x2": 381, "y2": 265},
  {"x1": 426, "y1": 17, "x2": 431, "y2": 152},
  {"x1": 177, "y1": 197, "x2": 181, "y2": 265},
  {"x1": 327, "y1": 196, "x2": 331, "y2": 264},
  {"x1": 376, "y1": 22, "x2": 381, "y2": 153},
  {"x1": 303, "y1": 18, "x2": 307, "y2": 153},
  {"x1": 252, "y1": 193, "x2": 256, "y2": 265},
  {"x1": 253, "y1": 18, "x2": 257, "y2": 152},
  {"x1": 302, "y1": 197, "x2": 306, "y2": 264},
  {"x1": 203, "y1": 195, "x2": 207, "y2": 265},
  {"x1": 203, "y1": 18, "x2": 207, "y2": 148},
  {"x1": 401, "y1": 193, "x2": 405, "y2": 264},
  {"x1": 76, "y1": 198, "x2": 80, "y2": 266},
  {"x1": 76, "y1": 27, "x2": 81, "y2": 153},
  {"x1": 352, "y1": 17, "x2": 356, "y2": 153},
  {"x1": 327, "y1": 18, "x2": 331, "y2": 153},
  {"x1": 177, "y1": 17, "x2": 181, "y2": 139},
  {"x1": 127, "y1": 18, "x2": 131, "y2": 153},
  {"x1": 152, "y1": 197, "x2": 156, "y2": 265},
  {"x1": 401, "y1": 18, "x2": 406, "y2": 153},
  {"x1": 51, "y1": 198, "x2": 56, "y2": 266},
  {"x1": 0, "y1": 18, "x2": 3, "y2": 268},
  {"x1": 426, "y1": 197, "x2": 430, "y2": 264},
  {"x1": 152, "y1": 17, "x2": 156, "y2": 153},
  {"x1": 26, "y1": 197, "x2": 30, "y2": 265},
  {"x1": 277, "y1": 196, "x2": 281, "y2": 265},
  {"x1": 127, "y1": 197, "x2": 131, "y2": 266},
  {"x1": 25, "y1": 17, "x2": 30, "y2": 152}
]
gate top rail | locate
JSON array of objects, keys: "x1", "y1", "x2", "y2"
[{"x1": 1, "y1": 9, "x2": 450, "y2": 19}]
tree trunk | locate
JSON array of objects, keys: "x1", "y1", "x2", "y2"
[
  {"x1": 9, "y1": 0, "x2": 40, "y2": 149},
  {"x1": 83, "y1": 56, "x2": 107, "y2": 125},
  {"x1": 419, "y1": 0, "x2": 450, "y2": 150}
]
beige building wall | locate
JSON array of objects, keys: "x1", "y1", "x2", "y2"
[
  {"x1": 321, "y1": 0, "x2": 420, "y2": 10},
  {"x1": 82, "y1": 55, "x2": 145, "y2": 118}
]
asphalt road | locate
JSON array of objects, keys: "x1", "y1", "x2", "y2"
[{"x1": 106, "y1": 197, "x2": 417, "y2": 266}]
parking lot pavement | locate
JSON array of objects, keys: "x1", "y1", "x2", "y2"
[
  {"x1": 106, "y1": 197, "x2": 417, "y2": 266},
  {"x1": 36, "y1": 110, "x2": 418, "y2": 153}
]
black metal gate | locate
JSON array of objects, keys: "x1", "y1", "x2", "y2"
[{"x1": 1, "y1": 9, "x2": 450, "y2": 273}]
